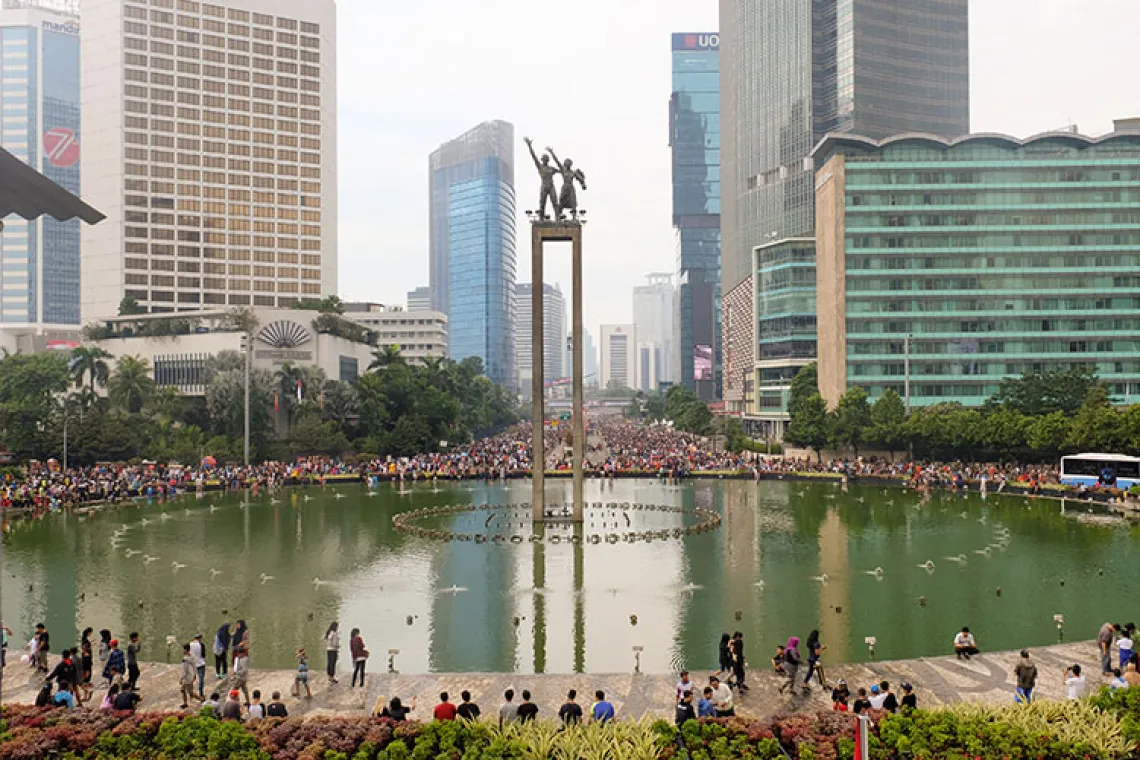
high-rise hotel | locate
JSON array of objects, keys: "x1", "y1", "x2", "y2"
[{"x1": 80, "y1": 0, "x2": 337, "y2": 319}]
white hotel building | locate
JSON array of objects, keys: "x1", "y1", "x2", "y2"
[{"x1": 80, "y1": 0, "x2": 337, "y2": 320}]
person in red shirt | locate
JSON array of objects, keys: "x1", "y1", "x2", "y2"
[{"x1": 433, "y1": 691, "x2": 457, "y2": 721}]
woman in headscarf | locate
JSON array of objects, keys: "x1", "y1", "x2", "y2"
[
  {"x1": 778, "y1": 636, "x2": 802, "y2": 694},
  {"x1": 803, "y1": 629, "x2": 827, "y2": 689}
]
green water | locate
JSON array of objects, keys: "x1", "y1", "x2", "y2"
[{"x1": 3, "y1": 479, "x2": 1136, "y2": 673}]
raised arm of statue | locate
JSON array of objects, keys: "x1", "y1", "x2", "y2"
[
  {"x1": 546, "y1": 146, "x2": 562, "y2": 167},
  {"x1": 524, "y1": 138, "x2": 542, "y2": 169}
]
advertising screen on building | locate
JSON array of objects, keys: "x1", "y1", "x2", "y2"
[{"x1": 694, "y1": 344, "x2": 713, "y2": 381}]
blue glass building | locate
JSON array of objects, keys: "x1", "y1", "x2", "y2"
[
  {"x1": 671, "y1": 33, "x2": 721, "y2": 400},
  {"x1": 0, "y1": 8, "x2": 80, "y2": 325},
  {"x1": 429, "y1": 121, "x2": 517, "y2": 388}
]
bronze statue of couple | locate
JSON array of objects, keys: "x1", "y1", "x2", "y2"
[{"x1": 525, "y1": 137, "x2": 586, "y2": 221}]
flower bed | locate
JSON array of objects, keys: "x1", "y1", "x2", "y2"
[{"x1": 2, "y1": 695, "x2": 1137, "y2": 760}]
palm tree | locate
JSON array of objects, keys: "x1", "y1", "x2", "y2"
[
  {"x1": 70, "y1": 346, "x2": 112, "y2": 392},
  {"x1": 108, "y1": 355, "x2": 154, "y2": 413},
  {"x1": 368, "y1": 345, "x2": 404, "y2": 372}
]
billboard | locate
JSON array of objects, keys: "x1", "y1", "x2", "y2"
[
  {"x1": 694, "y1": 343, "x2": 713, "y2": 381},
  {"x1": 671, "y1": 33, "x2": 720, "y2": 51}
]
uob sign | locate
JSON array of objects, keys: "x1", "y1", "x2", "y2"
[{"x1": 673, "y1": 33, "x2": 720, "y2": 51}]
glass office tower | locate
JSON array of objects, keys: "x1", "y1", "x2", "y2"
[
  {"x1": 0, "y1": 6, "x2": 81, "y2": 325},
  {"x1": 670, "y1": 33, "x2": 721, "y2": 400},
  {"x1": 429, "y1": 120, "x2": 517, "y2": 388},
  {"x1": 814, "y1": 131, "x2": 1140, "y2": 407},
  {"x1": 719, "y1": 0, "x2": 968, "y2": 425}
]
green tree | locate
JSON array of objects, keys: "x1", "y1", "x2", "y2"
[
  {"x1": 991, "y1": 367, "x2": 1103, "y2": 417},
  {"x1": 832, "y1": 387, "x2": 871, "y2": 456},
  {"x1": 107, "y1": 355, "x2": 155, "y2": 414},
  {"x1": 868, "y1": 389, "x2": 906, "y2": 455},
  {"x1": 368, "y1": 345, "x2": 404, "y2": 371},
  {"x1": 980, "y1": 408, "x2": 1029, "y2": 458},
  {"x1": 292, "y1": 295, "x2": 345, "y2": 314},
  {"x1": 794, "y1": 393, "x2": 831, "y2": 461},
  {"x1": 0, "y1": 352, "x2": 70, "y2": 457},
  {"x1": 785, "y1": 363, "x2": 820, "y2": 447},
  {"x1": 70, "y1": 345, "x2": 112, "y2": 392},
  {"x1": 1026, "y1": 410, "x2": 1070, "y2": 457},
  {"x1": 1065, "y1": 385, "x2": 1123, "y2": 453},
  {"x1": 117, "y1": 295, "x2": 145, "y2": 316}
]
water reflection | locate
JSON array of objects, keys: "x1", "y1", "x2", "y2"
[{"x1": 2, "y1": 479, "x2": 1135, "y2": 673}]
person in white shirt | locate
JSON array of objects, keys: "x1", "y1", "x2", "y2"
[
  {"x1": 708, "y1": 675, "x2": 734, "y2": 717},
  {"x1": 1064, "y1": 664, "x2": 1086, "y2": 700},
  {"x1": 188, "y1": 633, "x2": 207, "y2": 701},
  {"x1": 674, "y1": 671, "x2": 693, "y2": 703},
  {"x1": 953, "y1": 627, "x2": 979, "y2": 660},
  {"x1": 324, "y1": 621, "x2": 340, "y2": 685},
  {"x1": 868, "y1": 683, "x2": 887, "y2": 709}
]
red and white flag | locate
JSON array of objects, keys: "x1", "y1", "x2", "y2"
[{"x1": 296, "y1": 378, "x2": 303, "y2": 402}]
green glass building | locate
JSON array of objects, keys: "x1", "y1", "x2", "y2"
[{"x1": 813, "y1": 130, "x2": 1140, "y2": 408}]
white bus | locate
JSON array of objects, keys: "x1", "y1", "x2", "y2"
[{"x1": 1059, "y1": 453, "x2": 1140, "y2": 489}]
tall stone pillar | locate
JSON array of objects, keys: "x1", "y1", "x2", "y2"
[{"x1": 530, "y1": 221, "x2": 585, "y2": 522}]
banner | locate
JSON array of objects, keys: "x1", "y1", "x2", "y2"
[{"x1": 694, "y1": 344, "x2": 713, "y2": 381}]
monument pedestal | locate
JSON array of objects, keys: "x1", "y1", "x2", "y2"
[{"x1": 530, "y1": 221, "x2": 585, "y2": 522}]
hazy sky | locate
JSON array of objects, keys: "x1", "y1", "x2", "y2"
[{"x1": 337, "y1": 0, "x2": 1140, "y2": 337}]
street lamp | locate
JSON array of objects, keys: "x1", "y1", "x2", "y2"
[{"x1": 241, "y1": 332, "x2": 251, "y2": 466}]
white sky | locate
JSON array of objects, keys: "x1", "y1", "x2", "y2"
[{"x1": 336, "y1": 0, "x2": 1140, "y2": 338}]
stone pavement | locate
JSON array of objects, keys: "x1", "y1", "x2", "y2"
[{"x1": 0, "y1": 639, "x2": 1105, "y2": 719}]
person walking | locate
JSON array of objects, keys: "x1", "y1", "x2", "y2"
[
  {"x1": 324, "y1": 621, "x2": 340, "y2": 685},
  {"x1": 213, "y1": 622, "x2": 231, "y2": 679},
  {"x1": 803, "y1": 629, "x2": 827, "y2": 689},
  {"x1": 33, "y1": 623, "x2": 49, "y2": 673},
  {"x1": 126, "y1": 633, "x2": 142, "y2": 692},
  {"x1": 179, "y1": 643, "x2": 199, "y2": 709},
  {"x1": 349, "y1": 627, "x2": 368, "y2": 688},
  {"x1": 1098, "y1": 622, "x2": 1116, "y2": 675},
  {"x1": 1014, "y1": 649, "x2": 1038, "y2": 704},
  {"x1": 293, "y1": 648, "x2": 312, "y2": 698},
  {"x1": 97, "y1": 630, "x2": 112, "y2": 682},
  {"x1": 730, "y1": 631, "x2": 749, "y2": 692},
  {"x1": 777, "y1": 636, "x2": 803, "y2": 695}
]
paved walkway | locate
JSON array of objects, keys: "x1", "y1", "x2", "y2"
[{"x1": 0, "y1": 639, "x2": 1104, "y2": 719}]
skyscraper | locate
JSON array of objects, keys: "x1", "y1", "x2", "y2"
[
  {"x1": 670, "y1": 32, "x2": 720, "y2": 400},
  {"x1": 719, "y1": 0, "x2": 969, "y2": 432},
  {"x1": 514, "y1": 281, "x2": 564, "y2": 395},
  {"x1": 429, "y1": 120, "x2": 517, "y2": 388},
  {"x1": 0, "y1": 0, "x2": 81, "y2": 326},
  {"x1": 632, "y1": 272, "x2": 676, "y2": 391},
  {"x1": 406, "y1": 285, "x2": 430, "y2": 312},
  {"x1": 80, "y1": 0, "x2": 339, "y2": 319}
]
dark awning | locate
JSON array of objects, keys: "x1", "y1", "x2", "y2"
[{"x1": 0, "y1": 146, "x2": 104, "y2": 224}]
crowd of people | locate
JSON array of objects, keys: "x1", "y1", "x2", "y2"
[{"x1": 0, "y1": 419, "x2": 1082, "y2": 521}]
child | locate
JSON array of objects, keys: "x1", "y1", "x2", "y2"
[
  {"x1": 771, "y1": 645, "x2": 787, "y2": 675},
  {"x1": 292, "y1": 648, "x2": 312, "y2": 698},
  {"x1": 1117, "y1": 629, "x2": 1134, "y2": 670}
]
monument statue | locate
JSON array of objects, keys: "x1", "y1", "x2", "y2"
[
  {"x1": 524, "y1": 137, "x2": 587, "y2": 221},
  {"x1": 548, "y1": 145, "x2": 587, "y2": 221},
  {"x1": 524, "y1": 137, "x2": 560, "y2": 220}
]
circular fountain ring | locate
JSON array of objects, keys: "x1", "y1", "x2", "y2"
[{"x1": 392, "y1": 501, "x2": 722, "y2": 544}]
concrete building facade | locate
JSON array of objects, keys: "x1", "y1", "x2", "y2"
[
  {"x1": 599, "y1": 323, "x2": 636, "y2": 390},
  {"x1": 0, "y1": 0, "x2": 81, "y2": 327},
  {"x1": 406, "y1": 285, "x2": 430, "y2": 312},
  {"x1": 428, "y1": 120, "x2": 516, "y2": 387},
  {"x1": 343, "y1": 302, "x2": 447, "y2": 366},
  {"x1": 79, "y1": 0, "x2": 338, "y2": 320},
  {"x1": 814, "y1": 129, "x2": 1140, "y2": 408}
]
